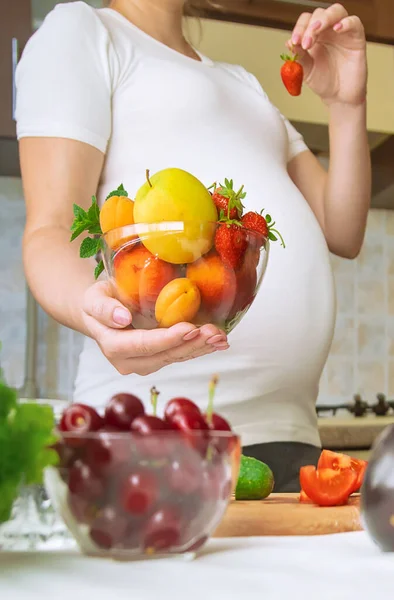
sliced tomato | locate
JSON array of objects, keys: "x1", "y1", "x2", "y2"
[
  {"x1": 318, "y1": 450, "x2": 368, "y2": 493},
  {"x1": 352, "y1": 459, "x2": 368, "y2": 492},
  {"x1": 299, "y1": 489, "x2": 313, "y2": 504},
  {"x1": 299, "y1": 465, "x2": 357, "y2": 507}
]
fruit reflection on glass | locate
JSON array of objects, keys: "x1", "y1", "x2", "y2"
[
  {"x1": 45, "y1": 377, "x2": 241, "y2": 560},
  {"x1": 70, "y1": 169, "x2": 284, "y2": 332}
]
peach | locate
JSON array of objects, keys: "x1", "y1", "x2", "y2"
[
  {"x1": 155, "y1": 278, "x2": 201, "y2": 328},
  {"x1": 186, "y1": 252, "x2": 236, "y2": 322},
  {"x1": 100, "y1": 195, "x2": 136, "y2": 250},
  {"x1": 113, "y1": 244, "x2": 178, "y2": 312}
]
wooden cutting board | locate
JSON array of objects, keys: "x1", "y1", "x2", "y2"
[{"x1": 213, "y1": 493, "x2": 363, "y2": 537}]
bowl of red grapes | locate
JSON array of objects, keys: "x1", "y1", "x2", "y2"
[{"x1": 45, "y1": 380, "x2": 240, "y2": 561}]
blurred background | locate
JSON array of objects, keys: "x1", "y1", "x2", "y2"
[{"x1": 1, "y1": 0, "x2": 394, "y2": 458}]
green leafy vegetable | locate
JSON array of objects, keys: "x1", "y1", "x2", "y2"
[
  {"x1": 0, "y1": 369, "x2": 58, "y2": 525},
  {"x1": 70, "y1": 184, "x2": 128, "y2": 280}
]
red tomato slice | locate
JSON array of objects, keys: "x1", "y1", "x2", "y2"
[
  {"x1": 299, "y1": 489, "x2": 313, "y2": 504},
  {"x1": 318, "y1": 450, "x2": 368, "y2": 493},
  {"x1": 299, "y1": 466, "x2": 357, "y2": 507}
]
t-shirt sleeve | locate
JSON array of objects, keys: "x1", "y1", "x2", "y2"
[
  {"x1": 15, "y1": 3, "x2": 115, "y2": 153},
  {"x1": 231, "y1": 65, "x2": 308, "y2": 163}
]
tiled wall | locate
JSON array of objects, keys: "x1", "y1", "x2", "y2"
[
  {"x1": 319, "y1": 210, "x2": 394, "y2": 406},
  {"x1": 0, "y1": 176, "x2": 392, "y2": 405},
  {"x1": 0, "y1": 177, "x2": 82, "y2": 399}
]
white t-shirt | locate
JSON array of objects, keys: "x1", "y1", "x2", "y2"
[{"x1": 16, "y1": 2, "x2": 335, "y2": 447}]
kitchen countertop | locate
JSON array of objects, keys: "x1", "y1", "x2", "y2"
[{"x1": 1, "y1": 532, "x2": 393, "y2": 600}]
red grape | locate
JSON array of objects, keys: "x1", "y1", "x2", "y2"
[
  {"x1": 105, "y1": 393, "x2": 145, "y2": 430},
  {"x1": 120, "y1": 469, "x2": 158, "y2": 515}
]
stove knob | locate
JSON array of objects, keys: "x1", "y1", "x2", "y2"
[
  {"x1": 351, "y1": 394, "x2": 368, "y2": 417},
  {"x1": 372, "y1": 393, "x2": 389, "y2": 416}
]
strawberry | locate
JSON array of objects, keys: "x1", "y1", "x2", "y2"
[
  {"x1": 209, "y1": 179, "x2": 246, "y2": 220},
  {"x1": 242, "y1": 210, "x2": 285, "y2": 248},
  {"x1": 215, "y1": 222, "x2": 247, "y2": 270},
  {"x1": 280, "y1": 54, "x2": 303, "y2": 97}
]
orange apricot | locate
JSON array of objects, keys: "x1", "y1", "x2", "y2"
[
  {"x1": 113, "y1": 244, "x2": 178, "y2": 311},
  {"x1": 100, "y1": 195, "x2": 136, "y2": 250},
  {"x1": 155, "y1": 278, "x2": 201, "y2": 328},
  {"x1": 186, "y1": 252, "x2": 236, "y2": 322}
]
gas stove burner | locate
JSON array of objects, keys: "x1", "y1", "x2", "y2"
[{"x1": 316, "y1": 394, "x2": 394, "y2": 417}]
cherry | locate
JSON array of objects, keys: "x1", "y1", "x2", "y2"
[
  {"x1": 206, "y1": 413, "x2": 232, "y2": 432},
  {"x1": 68, "y1": 492, "x2": 97, "y2": 525},
  {"x1": 131, "y1": 415, "x2": 171, "y2": 434},
  {"x1": 120, "y1": 469, "x2": 158, "y2": 515},
  {"x1": 59, "y1": 404, "x2": 103, "y2": 446},
  {"x1": 171, "y1": 411, "x2": 209, "y2": 453},
  {"x1": 144, "y1": 506, "x2": 182, "y2": 552},
  {"x1": 68, "y1": 459, "x2": 105, "y2": 501},
  {"x1": 164, "y1": 398, "x2": 201, "y2": 423},
  {"x1": 89, "y1": 506, "x2": 129, "y2": 550},
  {"x1": 105, "y1": 393, "x2": 145, "y2": 430},
  {"x1": 168, "y1": 451, "x2": 202, "y2": 495},
  {"x1": 85, "y1": 427, "x2": 131, "y2": 474}
]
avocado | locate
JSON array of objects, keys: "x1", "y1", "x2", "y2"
[{"x1": 235, "y1": 455, "x2": 275, "y2": 500}]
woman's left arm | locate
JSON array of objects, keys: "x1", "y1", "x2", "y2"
[{"x1": 287, "y1": 3, "x2": 371, "y2": 259}]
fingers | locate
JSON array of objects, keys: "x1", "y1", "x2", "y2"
[
  {"x1": 83, "y1": 281, "x2": 132, "y2": 329},
  {"x1": 291, "y1": 11, "x2": 313, "y2": 47},
  {"x1": 299, "y1": 4, "x2": 348, "y2": 50},
  {"x1": 110, "y1": 324, "x2": 229, "y2": 376},
  {"x1": 333, "y1": 15, "x2": 364, "y2": 36}
]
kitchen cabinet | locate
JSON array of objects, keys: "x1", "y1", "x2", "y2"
[
  {"x1": 0, "y1": 0, "x2": 104, "y2": 141},
  {"x1": 191, "y1": 0, "x2": 394, "y2": 45}
]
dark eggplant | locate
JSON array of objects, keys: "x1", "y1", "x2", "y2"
[{"x1": 361, "y1": 424, "x2": 394, "y2": 551}]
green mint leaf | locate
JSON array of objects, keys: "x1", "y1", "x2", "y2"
[
  {"x1": 80, "y1": 237, "x2": 100, "y2": 259},
  {"x1": 70, "y1": 224, "x2": 88, "y2": 242},
  {"x1": 88, "y1": 196, "x2": 100, "y2": 225},
  {"x1": 73, "y1": 204, "x2": 86, "y2": 219},
  {"x1": 87, "y1": 223, "x2": 103, "y2": 236},
  {"x1": 266, "y1": 214, "x2": 272, "y2": 224},
  {"x1": 94, "y1": 260, "x2": 105, "y2": 280},
  {"x1": 106, "y1": 184, "x2": 128, "y2": 200},
  {"x1": 269, "y1": 232, "x2": 278, "y2": 242}
]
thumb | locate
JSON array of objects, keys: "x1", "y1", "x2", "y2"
[{"x1": 83, "y1": 281, "x2": 132, "y2": 329}]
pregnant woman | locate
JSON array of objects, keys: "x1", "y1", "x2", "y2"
[{"x1": 16, "y1": 0, "x2": 370, "y2": 491}]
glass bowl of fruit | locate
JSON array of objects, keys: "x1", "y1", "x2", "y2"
[
  {"x1": 71, "y1": 169, "x2": 284, "y2": 333},
  {"x1": 45, "y1": 383, "x2": 241, "y2": 561}
]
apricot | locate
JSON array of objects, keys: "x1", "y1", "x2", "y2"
[
  {"x1": 100, "y1": 195, "x2": 136, "y2": 250},
  {"x1": 186, "y1": 252, "x2": 236, "y2": 322},
  {"x1": 113, "y1": 244, "x2": 178, "y2": 311},
  {"x1": 155, "y1": 278, "x2": 201, "y2": 328}
]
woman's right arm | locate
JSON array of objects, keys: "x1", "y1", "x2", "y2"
[{"x1": 20, "y1": 136, "x2": 228, "y2": 376}]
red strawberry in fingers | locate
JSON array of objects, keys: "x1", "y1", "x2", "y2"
[
  {"x1": 210, "y1": 179, "x2": 246, "y2": 220},
  {"x1": 215, "y1": 223, "x2": 247, "y2": 270},
  {"x1": 280, "y1": 54, "x2": 303, "y2": 97},
  {"x1": 242, "y1": 210, "x2": 285, "y2": 249}
]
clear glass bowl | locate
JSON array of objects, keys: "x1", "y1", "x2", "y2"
[
  {"x1": 102, "y1": 221, "x2": 269, "y2": 333},
  {"x1": 45, "y1": 430, "x2": 240, "y2": 561}
]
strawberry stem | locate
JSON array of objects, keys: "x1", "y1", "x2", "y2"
[
  {"x1": 146, "y1": 169, "x2": 153, "y2": 188},
  {"x1": 150, "y1": 386, "x2": 159, "y2": 416},
  {"x1": 207, "y1": 182, "x2": 217, "y2": 191},
  {"x1": 206, "y1": 375, "x2": 219, "y2": 426}
]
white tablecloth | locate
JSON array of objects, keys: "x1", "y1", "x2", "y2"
[{"x1": 1, "y1": 532, "x2": 393, "y2": 600}]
